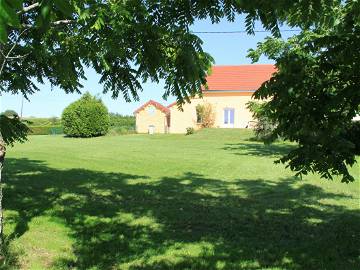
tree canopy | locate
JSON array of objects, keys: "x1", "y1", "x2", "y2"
[
  {"x1": 248, "y1": 1, "x2": 360, "y2": 182},
  {"x1": 0, "y1": 0, "x2": 341, "y2": 103}
]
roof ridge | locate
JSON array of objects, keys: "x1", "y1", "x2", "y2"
[
  {"x1": 134, "y1": 99, "x2": 170, "y2": 114},
  {"x1": 212, "y1": 64, "x2": 275, "y2": 67},
  {"x1": 167, "y1": 101, "x2": 177, "y2": 108}
]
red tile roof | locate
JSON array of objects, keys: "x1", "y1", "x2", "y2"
[
  {"x1": 204, "y1": 64, "x2": 276, "y2": 91},
  {"x1": 167, "y1": 101, "x2": 177, "y2": 108},
  {"x1": 137, "y1": 65, "x2": 276, "y2": 111},
  {"x1": 134, "y1": 100, "x2": 170, "y2": 115}
]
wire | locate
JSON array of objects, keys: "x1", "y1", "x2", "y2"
[{"x1": 192, "y1": 29, "x2": 300, "y2": 34}]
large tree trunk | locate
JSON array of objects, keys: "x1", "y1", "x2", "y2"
[{"x1": 0, "y1": 133, "x2": 6, "y2": 244}]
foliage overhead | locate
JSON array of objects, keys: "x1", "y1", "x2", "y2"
[
  {"x1": 0, "y1": 0, "x2": 341, "y2": 104},
  {"x1": 248, "y1": 1, "x2": 360, "y2": 182},
  {"x1": 62, "y1": 92, "x2": 110, "y2": 138}
]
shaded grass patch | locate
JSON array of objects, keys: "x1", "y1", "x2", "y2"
[{"x1": 2, "y1": 129, "x2": 359, "y2": 269}]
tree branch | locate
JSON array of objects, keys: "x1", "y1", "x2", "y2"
[
  {"x1": 5, "y1": 53, "x2": 31, "y2": 60},
  {"x1": 0, "y1": 29, "x2": 29, "y2": 76},
  {"x1": 22, "y1": 19, "x2": 75, "y2": 29},
  {"x1": 17, "y1": 2, "x2": 40, "y2": 14},
  {"x1": 52, "y1": 19, "x2": 75, "y2": 26}
]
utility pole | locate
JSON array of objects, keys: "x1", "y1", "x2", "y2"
[{"x1": 20, "y1": 95, "x2": 24, "y2": 119}]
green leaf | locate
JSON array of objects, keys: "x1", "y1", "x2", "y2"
[
  {"x1": 92, "y1": 17, "x2": 104, "y2": 30},
  {"x1": 78, "y1": 9, "x2": 90, "y2": 20},
  {"x1": 5, "y1": 0, "x2": 22, "y2": 10},
  {"x1": 245, "y1": 14, "x2": 255, "y2": 35},
  {"x1": 41, "y1": 4, "x2": 51, "y2": 19},
  {"x1": 36, "y1": 4, "x2": 51, "y2": 29},
  {"x1": 53, "y1": 0, "x2": 74, "y2": 16},
  {"x1": 0, "y1": 0, "x2": 20, "y2": 27},
  {"x1": 0, "y1": 20, "x2": 7, "y2": 43}
]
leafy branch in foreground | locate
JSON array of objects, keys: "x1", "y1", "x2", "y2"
[
  {"x1": 0, "y1": 0, "x2": 342, "y2": 104},
  {"x1": 0, "y1": 114, "x2": 29, "y2": 146},
  {"x1": 247, "y1": 1, "x2": 360, "y2": 182}
]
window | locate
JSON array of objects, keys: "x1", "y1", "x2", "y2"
[
  {"x1": 224, "y1": 108, "x2": 235, "y2": 126},
  {"x1": 147, "y1": 106, "x2": 155, "y2": 115}
]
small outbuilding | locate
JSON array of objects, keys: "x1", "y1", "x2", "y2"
[{"x1": 134, "y1": 100, "x2": 170, "y2": 134}]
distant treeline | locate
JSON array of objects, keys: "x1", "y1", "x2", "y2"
[
  {"x1": 109, "y1": 113, "x2": 135, "y2": 128},
  {"x1": 23, "y1": 117, "x2": 63, "y2": 135},
  {"x1": 24, "y1": 117, "x2": 62, "y2": 127},
  {"x1": 2, "y1": 111, "x2": 135, "y2": 135},
  {"x1": 108, "y1": 113, "x2": 136, "y2": 135}
]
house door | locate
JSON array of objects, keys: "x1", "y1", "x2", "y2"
[
  {"x1": 224, "y1": 108, "x2": 235, "y2": 128},
  {"x1": 148, "y1": 125, "x2": 155, "y2": 134}
]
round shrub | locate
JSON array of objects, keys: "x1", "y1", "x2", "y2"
[
  {"x1": 62, "y1": 92, "x2": 110, "y2": 137},
  {"x1": 186, "y1": 127, "x2": 195, "y2": 135},
  {"x1": 2, "y1": 110, "x2": 18, "y2": 118}
]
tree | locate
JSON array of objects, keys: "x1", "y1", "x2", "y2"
[
  {"x1": 2, "y1": 110, "x2": 18, "y2": 118},
  {"x1": 248, "y1": 1, "x2": 360, "y2": 182},
  {"x1": 0, "y1": 0, "x2": 353, "y2": 241},
  {"x1": 62, "y1": 92, "x2": 110, "y2": 137}
]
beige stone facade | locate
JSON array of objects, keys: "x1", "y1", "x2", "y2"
[
  {"x1": 134, "y1": 93, "x2": 255, "y2": 134},
  {"x1": 134, "y1": 101, "x2": 169, "y2": 134},
  {"x1": 168, "y1": 94, "x2": 254, "y2": 134}
]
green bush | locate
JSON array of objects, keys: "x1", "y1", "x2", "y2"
[
  {"x1": 30, "y1": 126, "x2": 63, "y2": 135},
  {"x1": 62, "y1": 92, "x2": 110, "y2": 137},
  {"x1": 186, "y1": 127, "x2": 195, "y2": 135}
]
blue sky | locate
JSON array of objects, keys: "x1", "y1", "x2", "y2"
[{"x1": 0, "y1": 16, "x2": 296, "y2": 117}]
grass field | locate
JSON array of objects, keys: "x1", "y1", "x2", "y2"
[{"x1": 2, "y1": 129, "x2": 359, "y2": 269}]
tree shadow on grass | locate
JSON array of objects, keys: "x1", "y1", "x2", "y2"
[
  {"x1": 222, "y1": 142, "x2": 296, "y2": 157},
  {"x1": 3, "y1": 158, "x2": 360, "y2": 269}
]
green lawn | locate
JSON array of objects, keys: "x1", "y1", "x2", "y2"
[{"x1": 3, "y1": 129, "x2": 359, "y2": 269}]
